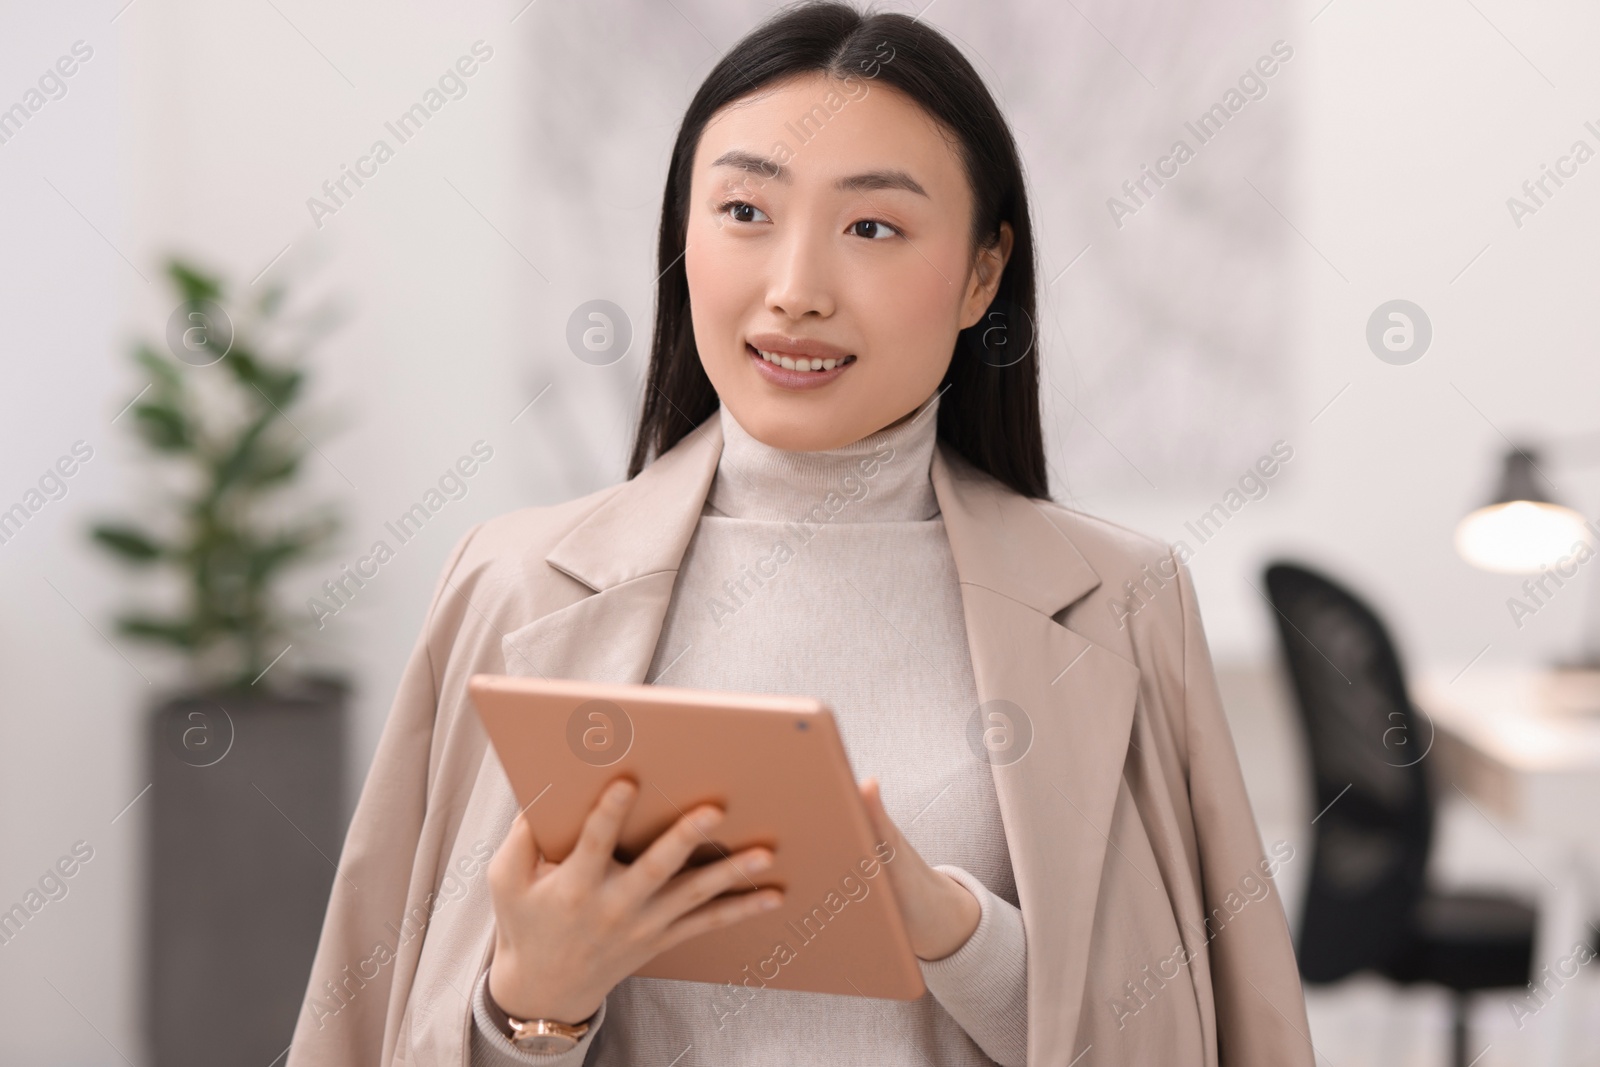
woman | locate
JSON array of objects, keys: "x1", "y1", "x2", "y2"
[{"x1": 287, "y1": 4, "x2": 1312, "y2": 1065}]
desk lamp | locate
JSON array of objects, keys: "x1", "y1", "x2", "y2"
[{"x1": 1455, "y1": 443, "x2": 1600, "y2": 671}]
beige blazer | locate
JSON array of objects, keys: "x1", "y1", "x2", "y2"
[{"x1": 285, "y1": 415, "x2": 1315, "y2": 1067}]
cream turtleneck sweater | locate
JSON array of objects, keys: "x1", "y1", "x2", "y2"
[{"x1": 471, "y1": 392, "x2": 1028, "y2": 1066}]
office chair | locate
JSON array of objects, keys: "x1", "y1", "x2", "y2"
[{"x1": 1263, "y1": 561, "x2": 1537, "y2": 1067}]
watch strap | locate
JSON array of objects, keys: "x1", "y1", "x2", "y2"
[{"x1": 481, "y1": 978, "x2": 593, "y2": 1053}]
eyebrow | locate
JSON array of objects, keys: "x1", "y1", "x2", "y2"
[{"x1": 710, "y1": 150, "x2": 928, "y2": 197}]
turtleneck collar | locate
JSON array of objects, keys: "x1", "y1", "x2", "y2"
[{"x1": 705, "y1": 391, "x2": 942, "y2": 523}]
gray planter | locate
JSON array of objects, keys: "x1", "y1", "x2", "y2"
[{"x1": 145, "y1": 673, "x2": 348, "y2": 1067}]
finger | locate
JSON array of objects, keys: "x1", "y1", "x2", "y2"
[
  {"x1": 860, "y1": 779, "x2": 918, "y2": 876},
  {"x1": 859, "y1": 778, "x2": 886, "y2": 836},
  {"x1": 859, "y1": 778, "x2": 903, "y2": 851},
  {"x1": 656, "y1": 887, "x2": 784, "y2": 953},
  {"x1": 531, "y1": 839, "x2": 559, "y2": 882},
  {"x1": 645, "y1": 845, "x2": 773, "y2": 928},
  {"x1": 488, "y1": 810, "x2": 540, "y2": 895},
  {"x1": 617, "y1": 803, "x2": 725, "y2": 901},
  {"x1": 568, "y1": 778, "x2": 639, "y2": 876}
]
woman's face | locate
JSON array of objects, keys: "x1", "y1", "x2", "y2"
[{"x1": 684, "y1": 71, "x2": 1013, "y2": 451}]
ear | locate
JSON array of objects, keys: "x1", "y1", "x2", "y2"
[{"x1": 958, "y1": 220, "x2": 1014, "y2": 329}]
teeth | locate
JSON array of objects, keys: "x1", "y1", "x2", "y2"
[{"x1": 754, "y1": 348, "x2": 852, "y2": 372}]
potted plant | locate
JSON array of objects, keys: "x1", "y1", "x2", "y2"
[{"x1": 89, "y1": 257, "x2": 348, "y2": 1067}]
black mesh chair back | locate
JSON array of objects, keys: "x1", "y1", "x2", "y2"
[{"x1": 1263, "y1": 561, "x2": 1434, "y2": 983}]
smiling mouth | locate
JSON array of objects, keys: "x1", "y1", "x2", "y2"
[{"x1": 748, "y1": 344, "x2": 857, "y2": 373}]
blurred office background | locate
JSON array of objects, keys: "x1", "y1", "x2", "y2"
[{"x1": 2, "y1": 0, "x2": 1599, "y2": 1063}]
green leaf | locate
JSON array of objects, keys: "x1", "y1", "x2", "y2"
[
  {"x1": 211, "y1": 411, "x2": 278, "y2": 495},
  {"x1": 222, "y1": 347, "x2": 263, "y2": 387},
  {"x1": 115, "y1": 612, "x2": 200, "y2": 650},
  {"x1": 132, "y1": 344, "x2": 183, "y2": 391},
  {"x1": 226, "y1": 350, "x2": 304, "y2": 410},
  {"x1": 166, "y1": 259, "x2": 223, "y2": 304},
  {"x1": 132, "y1": 400, "x2": 193, "y2": 451},
  {"x1": 248, "y1": 451, "x2": 302, "y2": 487},
  {"x1": 90, "y1": 522, "x2": 166, "y2": 563},
  {"x1": 257, "y1": 366, "x2": 304, "y2": 409},
  {"x1": 245, "y1": 541, "x2": 304, "y2": 582}
]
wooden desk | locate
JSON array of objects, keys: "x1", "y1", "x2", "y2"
[{"x1": 1413, "y1": 667, "x2": 1600, "y2": 1065}]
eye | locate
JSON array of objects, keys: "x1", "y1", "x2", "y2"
[
  {"x1": 848, "y1": 219, "x2": 900, "y2": 240},
  {"x1": 717, "y1": 199, "x2": 769, "y2": 224}
]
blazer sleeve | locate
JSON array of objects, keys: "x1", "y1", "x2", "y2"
[
  {"x1": 1172, "y1": 551, "x2": 1316, "y2": 1067},
  {"x1": 285, "y1": 521, "x2": 485, "y2": 1067}
]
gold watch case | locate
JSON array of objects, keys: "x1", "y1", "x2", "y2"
[{"x1": 506, "y1": 1015, "x2": 590, "y2": 1054}]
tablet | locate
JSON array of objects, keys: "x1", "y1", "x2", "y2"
[{"x1": 468, "y1": 673, "x2": 926, "y2": 1000}]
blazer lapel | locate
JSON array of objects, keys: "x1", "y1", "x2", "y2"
[
  {"x1": 499, "y1": 416, "x2": 724, "y2": 686},
  {"x1": 931, "y1": 447, "x2": 1142, "y2": 1063}
]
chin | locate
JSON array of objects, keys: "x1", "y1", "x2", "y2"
[
  {"x1": 724, "y1": 397, "x2": 864, "y2": 452},
  {"x1": 746, "y1": 420, "x2": 845, "y2": 453}
]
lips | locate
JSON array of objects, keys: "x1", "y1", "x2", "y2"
[
  {"x1": 742, "y1": 335, "x2": 857, "y2": 377},
  {"x1": 744, "y1": 341, "x2": 856, "y2": 389},
  {"x1": 749, "y1": 345, "x2": 856, "y2": 372},
  {"x1": 746, "y1": 333, "x2": 853, "y2": 363}
]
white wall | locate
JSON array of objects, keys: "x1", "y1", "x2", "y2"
[
  {"x1": 2, "y1": 4, "x2": 141, "y2": 1062},
  {"x1": 1, "y1": 0, "x2": 1596, "y2": 1062}
]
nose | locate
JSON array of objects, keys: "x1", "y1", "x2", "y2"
[{"x1": 765, "y1": 223, "x2": 836, "y2": 321}]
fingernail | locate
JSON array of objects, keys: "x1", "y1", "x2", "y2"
[
  {"x1": 693, "y1": 808, "x2": 721, "y2": 830},
  {"x1": 760, "y1": 894, "x2": 782, "y2": 910},
  {"x1": 743, "y1": 851, "x2": 772, "y2": 873}
]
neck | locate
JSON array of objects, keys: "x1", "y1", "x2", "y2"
[{"x1": 706, "y1": 393, "x2": 942, "y2": 523}]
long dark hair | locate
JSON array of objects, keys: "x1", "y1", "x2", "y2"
[{"x1": 627, "y1": 1, "x2": 1047, "y2": 499}]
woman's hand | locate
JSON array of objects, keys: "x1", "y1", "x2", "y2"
[
  {"x1": 859, "y1": 777, "x2": 981, "y2": 962},
  {"x1": 486, "y1": 778, "x2": 784, "y2": 1024}
]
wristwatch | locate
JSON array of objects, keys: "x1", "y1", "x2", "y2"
[{"x1": 482, "y1": 985, "x2": 591, "y2": 1054}]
